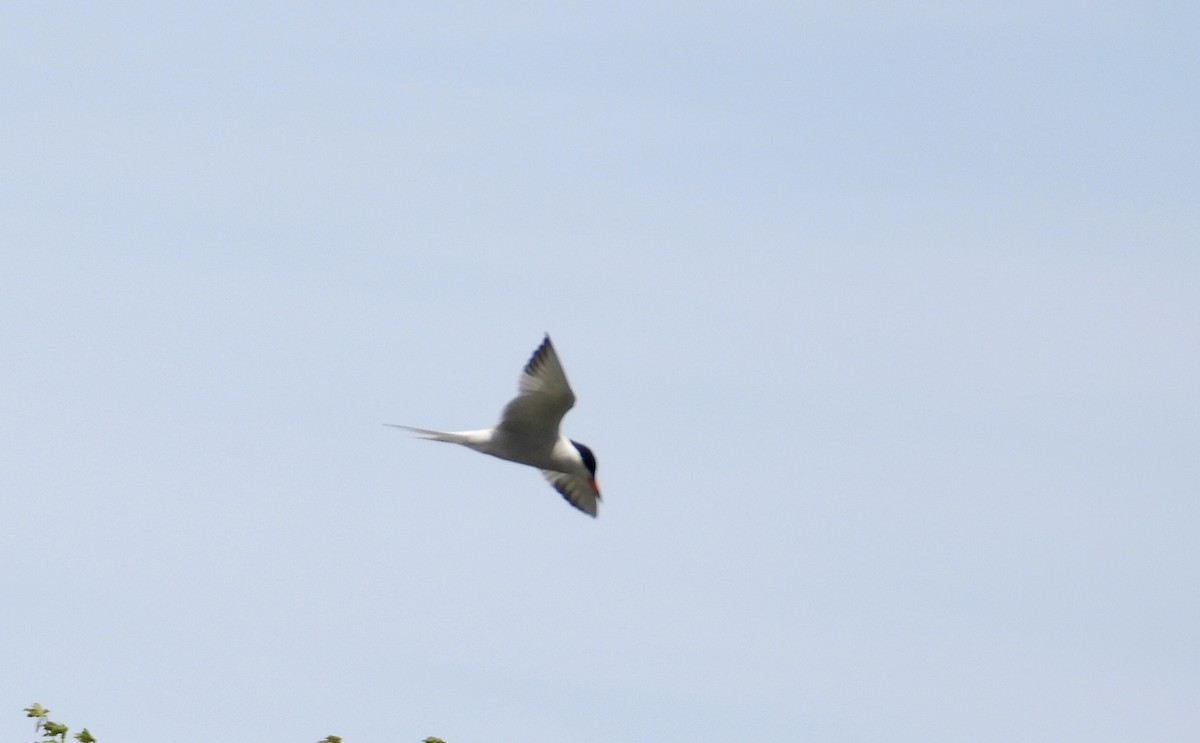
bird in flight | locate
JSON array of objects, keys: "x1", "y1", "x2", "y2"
[{"x1": 389, "y1": 335, "x2": 601, "y2": 517}]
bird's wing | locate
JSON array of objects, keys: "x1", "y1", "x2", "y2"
[
  {"x1": 541, "y1": 470, "x2": 600, "y2": 517},
  {"x1": 496, "y1": 335, "x2": 576, "y2": 439}
]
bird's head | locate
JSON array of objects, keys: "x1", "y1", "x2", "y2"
[{"x1": 570, "y1": 440, "x2": 600, "y2": 494}]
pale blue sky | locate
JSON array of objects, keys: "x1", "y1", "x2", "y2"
[{"x1": 3, "y1": 3, "x2": 1198, "y2": 742}]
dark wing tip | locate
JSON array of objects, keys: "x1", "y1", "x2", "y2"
[{"x1": 524, "y1": 334, "x2": 555, "y2": 376}]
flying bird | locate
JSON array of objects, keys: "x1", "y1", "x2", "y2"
[{"x1": 389, "y1": 335, "x2": 601, "y2": 517}]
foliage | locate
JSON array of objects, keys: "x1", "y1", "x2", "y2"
[
  {"x1": 23, "y1": 704, "x2": 92, "y2": 743},
  {"x1": 23, "y1": 704, "x2": 445, "y2": 742}
]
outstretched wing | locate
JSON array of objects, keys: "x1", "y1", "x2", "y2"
[
  {"x1": 541, "y1": 470, "x2": 600, "y2": 517},
  {"x1": 496, "y1": 335, "x2": 576, "y2": 439}
]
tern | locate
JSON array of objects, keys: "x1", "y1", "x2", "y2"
[{"x1": 389, "y1": 335, "x2": 601, "y2": 517}]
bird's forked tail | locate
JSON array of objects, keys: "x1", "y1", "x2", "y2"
[{"x1": 384, "y1": 424, "x2": 471, "y2": 444}]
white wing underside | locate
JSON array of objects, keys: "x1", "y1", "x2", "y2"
[
  {"x1": 542, "y1": 470, "x2": 599, "y2": 517},
  {"x1": 496, "y1": 335, "x2": 576, "y2": 441}
]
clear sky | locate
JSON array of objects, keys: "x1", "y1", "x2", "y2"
[{"x1": 3, "y1": 3, "x2": 1198, "y2": 742}]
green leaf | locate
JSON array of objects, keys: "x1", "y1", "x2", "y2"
[
  {"x1": 75, "y1": 728, "x2": 97, "y2": 743},
  {"x1": 423, "y1": 737, "x2": 447, "y2": 743},
  {"x1": 43, "y1": 720, "x2": 69, "y2": 739},
  {"x1": 25, "y1": 704, "x2": 50, "y2": 719},
  {"x1": 317, "y1": 737, "x2": 342, "y2": 743}
]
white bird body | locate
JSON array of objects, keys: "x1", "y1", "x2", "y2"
[
  {"x1": 389, "y1": 335, "x2": 602, "y2": 517},
  {"x1": 391, "y1": 426, "x2": 585, "y2": 473}
]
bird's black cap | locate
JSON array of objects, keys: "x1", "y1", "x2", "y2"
[{"x1": 570, "y1": 440, "x2": 597, "y2": 476}]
